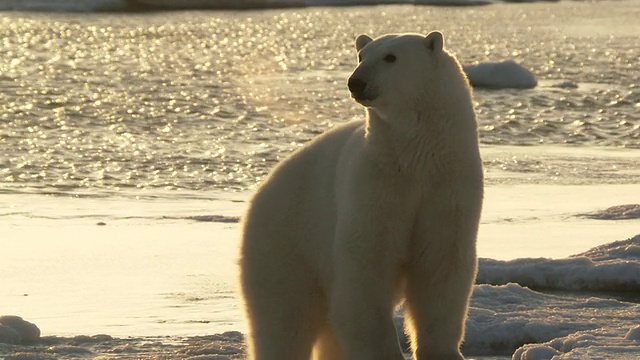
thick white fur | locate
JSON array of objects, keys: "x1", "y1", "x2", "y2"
[{"x1": 240, "y1": 32, "x2": 483, "y2": 360}]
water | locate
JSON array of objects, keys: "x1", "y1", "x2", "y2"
[{"x1": 1, "y1": 2, "x2": 638, "y2": 196}]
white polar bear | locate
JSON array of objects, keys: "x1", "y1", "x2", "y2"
[{"x1": 240, "y1": 31, "x2": 483, "y2": 360}]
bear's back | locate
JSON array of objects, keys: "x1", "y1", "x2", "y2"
[{"x1": 242, "y1": 120, "x2": 366, "y2": 265}]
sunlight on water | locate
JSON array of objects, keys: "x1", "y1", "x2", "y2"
[{"x1": 0, "y1": 3, "x2": 638, "y2": 194}]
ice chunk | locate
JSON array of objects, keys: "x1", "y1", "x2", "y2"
[
  {"x1": 463, "y1": 60, "x2": 537, "y2": 89},
  {"x1": 477, "y1": 235, "x2": 640, "y2": 291}
]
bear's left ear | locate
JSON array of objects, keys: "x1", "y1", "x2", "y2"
[
  {"x1": 356, "y1": 34, "x2": 373, "y2": 51},
  {"x1": 424, "y1": 31, "x2": 444, "y2": 53}
]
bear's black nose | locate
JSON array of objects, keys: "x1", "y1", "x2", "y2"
[{"x1": 348, "y1": 77, "x2": 367, "y2": 95}]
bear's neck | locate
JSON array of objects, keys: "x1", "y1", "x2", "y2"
[{"x1": 364, "y1": 89, "x2": 479, "y2": 175}]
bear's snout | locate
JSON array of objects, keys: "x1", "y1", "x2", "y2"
[
  {"x1": 347, "y1": 77, "x2": 367, "y2": 98},
  {"x1": 348, "y1": 77, "x2": 367, "y2": 94}
]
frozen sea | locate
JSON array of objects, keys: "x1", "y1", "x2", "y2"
[{"x1": 1, "y1": 0, "x2": 639, "y2": 359}]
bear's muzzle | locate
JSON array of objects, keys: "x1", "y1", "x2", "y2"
[{"x1": 347, "y1": 76, "x2": 376, "y2": 102}]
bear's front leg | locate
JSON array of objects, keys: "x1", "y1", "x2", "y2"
[
  {"x1": 404, "y1": 265, "x2": 473, "y2": 360},
  {"x1": 328, "y1": 218, "x2": 407, "y2": 360},
  {"x1": 403, "y1": 209, "x2": 478, "y2": 360}
]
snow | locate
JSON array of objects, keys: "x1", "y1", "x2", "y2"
[
  {"x1": 391, "y1": 234, "x2": 640, "y2": 358},
  {"x1": 477, "y1": 235, "x2": 640, "y2": 291},
  {"x1": 469, "y1": 234, "x2": 640, "y2": 358},
  {"x1": 394, "y1": 277, "x2": 640, "y2": 358},
  {"x1": 0, "y1": 316, "x2": 40, "y2": 344},
  {"x1": 579, "y1": 204, "x2": 640, "y2": 220},
  {"x1": 2, "y1": 189, "x2": 639, "y2": 358},
  {"x1": 465, "y1": 283, "x2": 640, "y2": 358}
]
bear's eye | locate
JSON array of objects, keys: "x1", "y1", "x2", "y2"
[{"x1": 384, "y1": 54, "x2": 396, "y2": 63}]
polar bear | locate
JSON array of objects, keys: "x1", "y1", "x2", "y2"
[{"x1": 240, "y1": 31, "x2": 483, "y2": 360}]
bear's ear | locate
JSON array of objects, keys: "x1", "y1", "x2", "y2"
[
  {"x1": 355, "y1": 34, "x2": 373, "y2": 51},
  {"x1": 424, "y1": 31, "x2": 444, "y2": 53}
]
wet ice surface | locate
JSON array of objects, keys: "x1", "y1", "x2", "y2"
[
  {"x1": 2, "y1": 188, "x2": 639, "y2": 359},
  {"x1": 3, "y1": 234, "x2": 640, "y2": 359}
]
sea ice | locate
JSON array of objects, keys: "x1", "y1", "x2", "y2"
[
  {"x1": 393, "y1": 234, "x2": 640, "y2": 358},
  {"x1": 579, "y1": 204, "x2": 640, "y2": 220},
  {"x1": 0, "y1": 316, "x2": 40, "y2": 344},
  {"x1": 0, "y1": 325, "x2": 20, "y2": 345},
  {"x1": 477, "y1": 235, "x2": 640, "y2": 291},
  {"x1": 464, "y1": 283, "x2": 640, "y2": 357},
  {"x1": 392, "y1": 280, "x2": 640, "y2": 358},
  {"x1": 463, "y1": 60, "x2": 538, "y2": 89}
]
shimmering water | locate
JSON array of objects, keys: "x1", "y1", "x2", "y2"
[{"x1": 1, "y1": 1, "x2": 638, "y2": 195}]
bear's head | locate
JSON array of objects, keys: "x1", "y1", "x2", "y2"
[{"x1": 348, "y1": 31, "x2": 446, "y2": 114}]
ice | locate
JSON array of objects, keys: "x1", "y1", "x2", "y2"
[
  {"x1": 464, "y1": 283, "x2": 640, "y2": 357},
  {"x1": 468, "y1": 234, "x2": 640, "y2": 358},
  {"x1": 625, "y1": 325, "x2": 640, "y2": 341},
  {"x1": 477, "y1": 235, "x2": 640, "y2": 291},
  {"x1": 579, "y1": 204, "x2": 640, "y2": 220},
  {"x1": 0, "y1": 316, "x2": 40, "y2": 344},
  {"x1": 392, "y1": 235, "x2": 640, "y2": 357},
  {"x1": 463, "y1": 60, "x2": 538, "y2": 89},
  {"x1": 393, "y1": 279, "x2": 640, "y2": 358}
]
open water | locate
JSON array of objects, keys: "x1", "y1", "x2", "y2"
[{"x1": 1, "y1": 1, "x2": 638, "y2": 198}]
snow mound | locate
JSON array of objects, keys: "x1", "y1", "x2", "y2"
[
  {"x1": 466, "y1": 283, "x2": 640, "y2": 357},
  {"x1": 579, "y1": 204, "x2": 640, "y2": 220},
  {"x1": 477, "y1": 234, "x2": 640, "y2": 291},
  {"x1": 513, "y1": 325, "x2": 640, "y2": 359},
  {"x1": 0, "y1": 316, "x2": 40, "y2": 344},
  {"x1": 394, "y1": 282, "x2": 640, "y2": 357}
]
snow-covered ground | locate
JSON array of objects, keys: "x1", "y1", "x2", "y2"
[
  {"x1": 467, "y1": 280, "x2": 640, "y2": 359},
  {"x1": 388, "y1": 235, "x2": 640, "y2": 359}
]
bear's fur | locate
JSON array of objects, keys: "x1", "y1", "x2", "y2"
[{"x1": 240, "y1": 31, "x2": 483, "y2": 360}]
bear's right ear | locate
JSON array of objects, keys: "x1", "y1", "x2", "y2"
[
  {"x1": 355, "y1": 34, "x2": 373, "y2": 52},
  {"x1": 424, "y1": 31, "x2": 444, "y2": 53}
]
